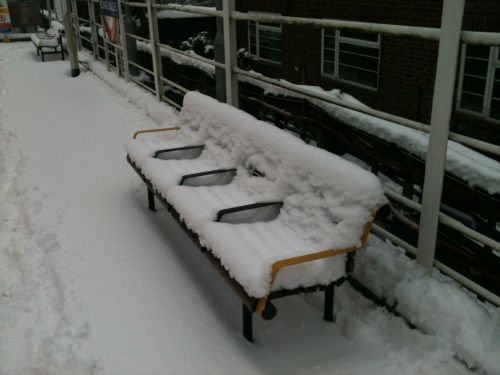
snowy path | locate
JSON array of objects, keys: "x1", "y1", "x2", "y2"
[{"x1": 0, "y1": 43, "x2": 484, "y2": 374}]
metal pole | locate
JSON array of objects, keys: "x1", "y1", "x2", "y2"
[
  {"x1": 214, "y1": 0, "x2": 226, "y2": 102},
  {"x1": 146, "y1": 0, "x2": 163, "y2": 100},
  {"x1": 118, "y1": 0, "x2": 130, "y2": 81},
  {"x1": 88, "y1": 0, "x2": 98, "y2": 58},
  {"x1": 416, "y1": 0, "x2": 465, "y2": 271},
  {"x1": 63, "y1": 0, "x2": 80, "y2": 76},
  {"x1": 71, "y1": 0, "x2": 81, "y2": 49},
  {"x1": 222, "y1": 0, "x2": 238, "y2": 106}
]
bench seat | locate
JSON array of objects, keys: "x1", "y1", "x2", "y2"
[
  {"x1": 200, "y1": 220, "x2": 347, "y2": 298},
  {"x1": 31, "y1": 33, "x2": 60, "y2": 48}
]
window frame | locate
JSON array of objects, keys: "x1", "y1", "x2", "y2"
[
  {"x1": 247, "y1": 14, "x2": 282, "y2": 65},
  {"x1": 456, "y1": 44, "x2": 500, "y2": 122},
  {"x1": 321, "y1": 28, "x2": 381, "y2": 91}
]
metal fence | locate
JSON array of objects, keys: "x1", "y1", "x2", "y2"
[{"x1": 67, "y1": 0, "x2": 500, "y2": 305}]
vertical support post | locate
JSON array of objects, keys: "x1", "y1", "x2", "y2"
[
  {"x1": 242, "y1": 304, "x2": 253, "y2": 342},
  {"x1": 102, "y1": 15, "x2": 111, "y2": 70},
  {"x1": 147, "y1": 188, "x2": 156, "y2": 211},
  {"x1": 71, "y1": 0, "x2": 81, "y2": 50},
  {"x1": 88, "y1": 0, "x2": 98, "y2": 58},
  {"x1": 222, "y1": 0, "x2": 238, "y2": 107},
  {"x1": 323, "y1": 283, "x2": 335, "y2": 322},
  {"x1": 117, "y1": 0, "x2": 130, "y2": 81},
  {"x1": 146, "y1": 0, "x2": 163, "y2": 100},
  {"x1": 214, "y1": 0, "x2": 226, "y2": 102},
  {"x1": 417, "y1": 0, "x2": 465, "y2": 271}
]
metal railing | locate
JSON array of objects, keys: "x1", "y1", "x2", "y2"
[{"x1": 71, "y1": 0, "x2": 500, "y2": 306}]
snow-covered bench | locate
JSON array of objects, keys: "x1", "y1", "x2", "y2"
[
  {"x1": 31, "y1": 21, "x2": 64, "y2": 62},
  {"x1": 126, "y1": 92, "x2": 386, "y2": 341}
]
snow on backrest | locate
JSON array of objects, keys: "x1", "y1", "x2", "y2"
[
  {"x1": 49, "y1": 21, "x2": 64, "y2": 37},
  {"x1": 179, "y1": 92, "x2": 257, "y2": 165},
  {"x1": 278, "y1": 146, "x2": 387, "y2": 249},
  {"x1": 178, "y1": 92, "x2": 386, "y2": 248}
]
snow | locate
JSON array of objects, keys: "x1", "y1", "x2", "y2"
[
  {"x1": 238, "y1": 74, "x2": 500, "y2": 195},
  {"x1": 156, "y1": 10, "x2": 211, "y2": 19},
  {"x1": 136, "y1": 40, "x2": 216, "y2": 77},
  {"x1": 0, "y1": 42, "x2": 497, "y2": 375},
  {"x1": 130, "y1": 91, "x2": 386, "y2": 297}
]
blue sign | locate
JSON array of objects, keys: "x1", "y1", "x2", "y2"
[{"x1": 100, "y1": 0, "x2": 118, "y2": 18}]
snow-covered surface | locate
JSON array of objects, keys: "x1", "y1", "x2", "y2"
[{"x1": 1, "y1": 42, "x2": 498, "y2": 375}]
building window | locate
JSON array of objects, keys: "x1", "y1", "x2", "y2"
[
  {"x1": 248, "y1": 20, "x2": 282, "y2": 63},
  {"x1": 458, "y1": 45, "x2": 500, "y2": 121},
  {"x1": 322, "y1": 29, "x2": 380, "y2": 89}
]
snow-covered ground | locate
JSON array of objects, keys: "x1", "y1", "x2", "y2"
[{"x1": 1, "y1": 43, "x2": 498, "y2": 375}]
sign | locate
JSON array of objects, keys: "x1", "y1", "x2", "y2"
[
  {"x1": 0, "y1": 0, "x2": 12, "y2": 33},
  {"x1": 103, "y1": 16, "x2": 118, "y2": 42},
  {"x1": 100, "y1": 0, "x2": 118, "y2": 18}
]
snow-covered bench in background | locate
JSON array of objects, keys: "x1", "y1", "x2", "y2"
[
  {"x1": 126, "y1": 92, "x2": 387, "y2": 342},
  {"x1": 31, "y1": 21, "x2": 64, "y2": 62}
]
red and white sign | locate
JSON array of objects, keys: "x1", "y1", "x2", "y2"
[
  {"x1": 103, "y1": 16, "x2": 117, "y2": 43},
  {"x1": 0, "y1": 0, "x2": 12, "y2": 33}
]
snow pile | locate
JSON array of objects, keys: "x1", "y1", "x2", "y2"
[
  {"x1": 86, "y1": 58, "x2": 179, "y2": 127},
  {"x1": 354, "y1": 236, "x2": 500, "y2": 374},
  {"x1": 130, "y1": 92, "x2": 386, "y2": 297}
]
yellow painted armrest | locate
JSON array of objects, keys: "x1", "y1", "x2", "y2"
[
  {"x1": 255, "y1": 218, "x2": 374, "y2": 315},
  {"x1": 133, "y1": 127, "x2": 180, "y2": 139}
]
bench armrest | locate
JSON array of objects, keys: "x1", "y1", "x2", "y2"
[
  {"x1": 180, "y1": 168, "x2": 237, "y2": 185},
  {"x1": 255, "y1": 213, "x2": 375, "y2": 316},
  {"x1": 133, "y1": 126, "x2": 180, "y2": 139},
  {"x1": 154, "y1": 145, "x2": 204, "y2": 158},
  {"x1": 216, "y1": 201, "x2": 283, "y2": 222}
]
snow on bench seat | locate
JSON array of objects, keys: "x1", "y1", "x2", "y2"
[
  {"x1": 30, "y1": 33, "x2": 60, "y2": 48},
  {"x1": 196, "y1": 144, "x2": 386, "y2": 298}
]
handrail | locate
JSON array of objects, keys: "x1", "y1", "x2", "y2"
[
  {"x1": 133, "y1": 126, "x2": 179, "y2": 139},
  {"x1": 255, "y1": 217, "x2": 374, "y2": 315},
  {"x1": 157, "y1": 42, "x2": 225, "y2": 69},
  {"x1": 153, "y1": 3, "x2": 222, "y2": 17},
  {"x1": 234, "y1": 67, "x2": 500, "y2": 156}
]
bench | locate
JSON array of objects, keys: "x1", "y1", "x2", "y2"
[
  {"x1": 31, "y1": 21, "x2": 64, "y2": 62},
  {"x1": 126, "y1": 92, "x2": 386, "y2": 342}
]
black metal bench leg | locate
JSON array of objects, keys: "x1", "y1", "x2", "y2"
[
  {"x1": 41, "y1": 51, "x2": 45, "y2": 62},
  {"x1": 147, "y1": 188, "x2": 156, "y2": 211},
  {"x1": 324, "y1": 282, "x2": 335, "y2": 322},
  {"x1": 242, "y1": 304, "x2": 253, "y2": 342}
]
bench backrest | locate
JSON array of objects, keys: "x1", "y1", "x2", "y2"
[{"x1": 180, "y1": 92, "x2": 386, "y2": 249}]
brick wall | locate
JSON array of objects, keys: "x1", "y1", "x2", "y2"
[{"x1": 236, "y1": 0, "x2": 500, "y2": 145}]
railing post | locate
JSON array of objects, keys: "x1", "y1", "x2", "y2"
[
  {"x1": 117, "y1": 0, "x2": 130, "y2": 81},
  {"x1": 416, "y1": 0, "x2": 465, "y2": 271},
  {"x1": 146, "y1": 0, "x2": 163, "y2": 100},
  {"x1": 222, "y1": 0, "x2": 238, "y2": 107},
  {"x1": 214, "y1": 0, "x2": 226, "y2": 102},
  {"x1": 88, "y1": 0, "x2": 98, "y2": 58}
]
